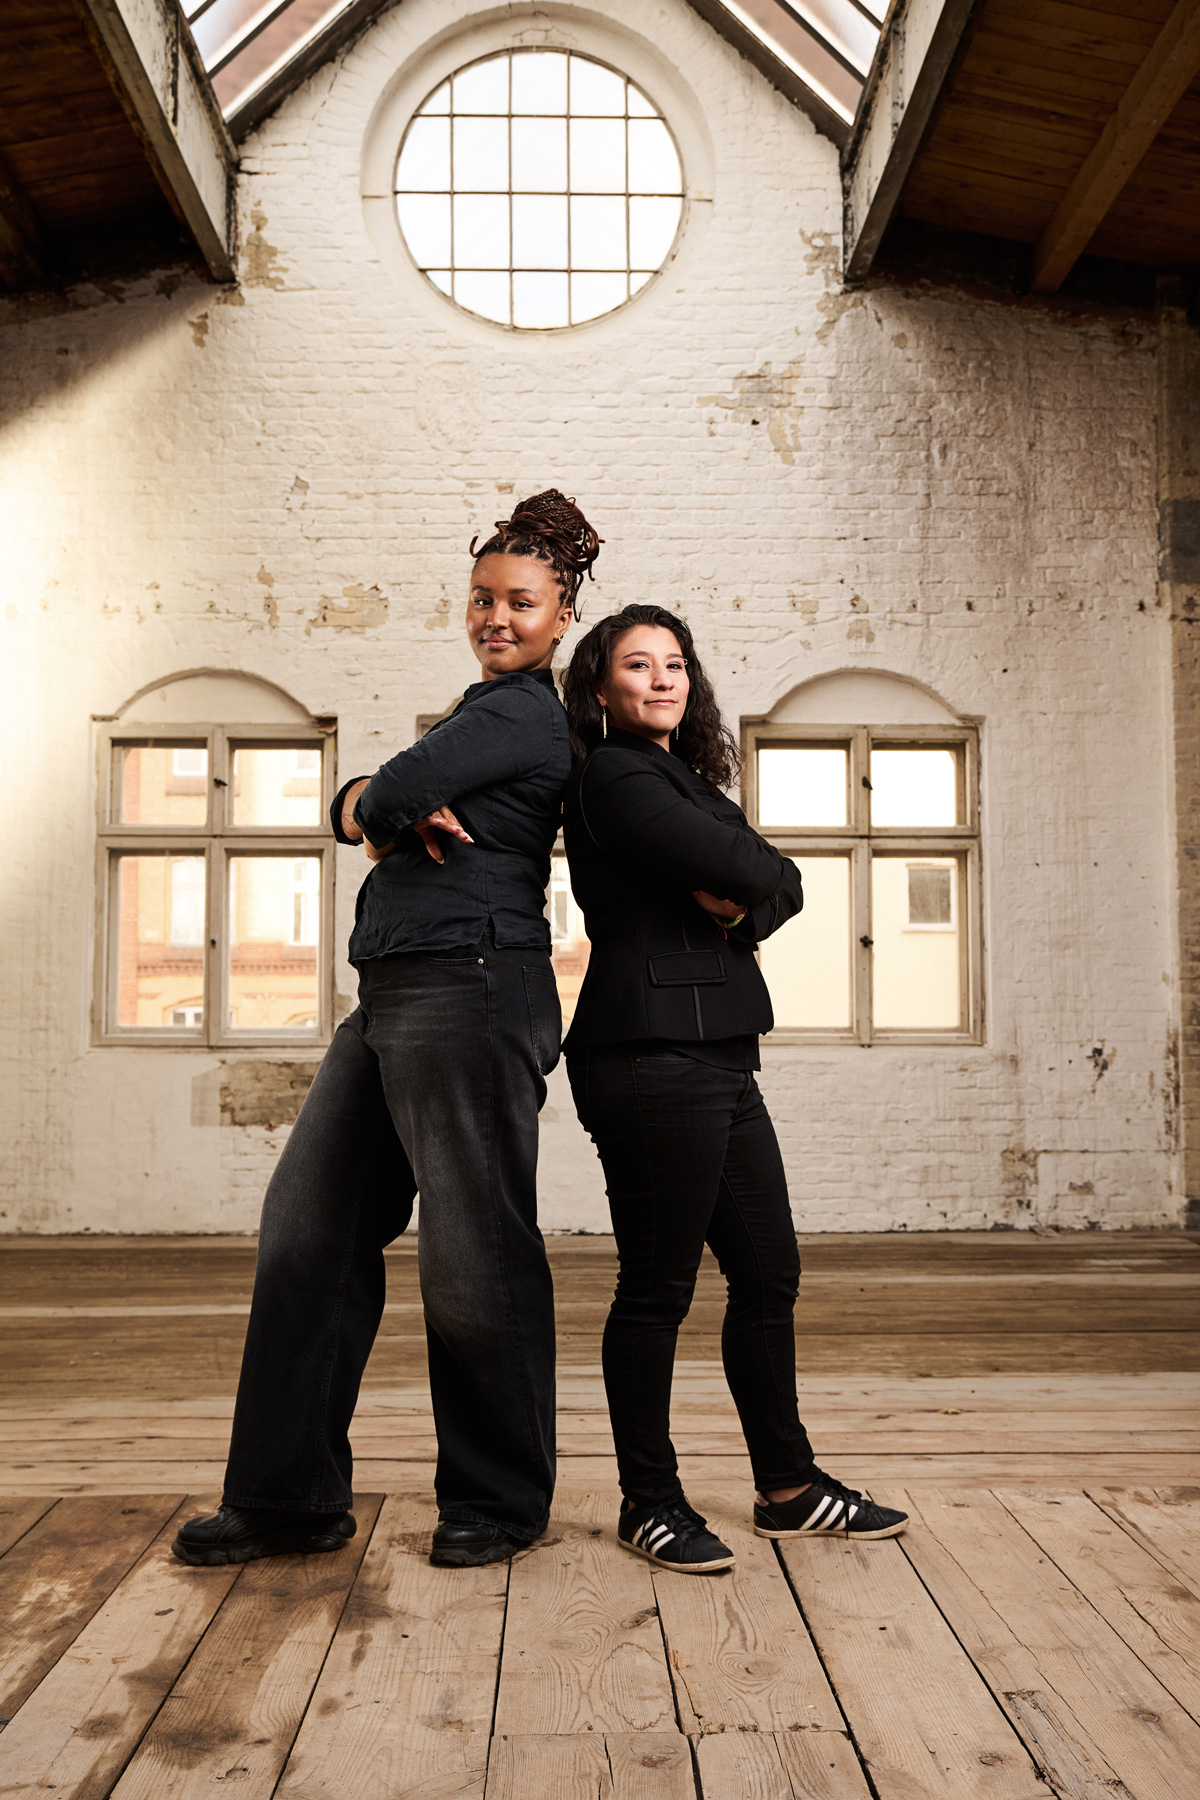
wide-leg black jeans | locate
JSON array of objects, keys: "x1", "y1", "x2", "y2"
[
  {"x1": 223, "y1": 940, "x2": 561, "y2": 1544},
  {"x1": 567, "y1": 1044, "x2": 816, "y2": 1506}
]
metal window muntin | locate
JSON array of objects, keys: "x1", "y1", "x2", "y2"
[
  {"x1": 94, "y1": 721, "x2": 336, "y2": 1048},
  {"x1": 393, "y1": 46, "x2": 687, "y2": 333},
  {"x1": 743, "y1": 719, "x2": 983, "y2": 1046}
]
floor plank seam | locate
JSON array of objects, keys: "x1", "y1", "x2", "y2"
[
  {"x1": 765, "y1": 1535, "x2": 884, "y2": 1800},
  {"x1": 885, "y1": 1492, "x2": 1066, "y2": 1796}
]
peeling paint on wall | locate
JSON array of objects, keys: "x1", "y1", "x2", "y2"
[
  {"x1": 218, "y1": 1062, "x2": 321, "y2": 1130},
  {"x1": 1001, "y1": 1147, "x2": 1040, "y2": 1210},
  {"x1": 698, "y1": 359, "x2": 806, "y2": 464},
  {"x1": 307, "y1": 583, "x2": 389, "y2": 634},
  {"x1": 242, "y1": 207, "x2": 288, "y2": 290}
]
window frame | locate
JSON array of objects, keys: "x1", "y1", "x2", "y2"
[
  {"x1": 741, "y1": 721, "x2": 983, "y2": 1047},
  {"x1": 93, "y1": 722, "x2": 336, "y2": 1048}
]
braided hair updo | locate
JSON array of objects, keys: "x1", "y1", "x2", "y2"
[
  {"x1": 562, "y1": 603, "x2": 740, "y2": 792},
  {"x1": 470, "y1": 489, "x2": 602, "y2": 618}
]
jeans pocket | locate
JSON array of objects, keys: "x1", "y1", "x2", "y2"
[{"x1": 523, "y1": 963, "x2": 562, "y2": 1077}]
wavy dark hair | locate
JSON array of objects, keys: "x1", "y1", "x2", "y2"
[
  {"x1": 562, "y1": 604, "x2": 740, "y2": 791},
  {"x1": 470, "y1": 489, "x2": 601, "y2": 618}
]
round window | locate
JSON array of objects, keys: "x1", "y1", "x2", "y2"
[{"x1": 394, "y1": 49, "x2": 685, "y2": 330}]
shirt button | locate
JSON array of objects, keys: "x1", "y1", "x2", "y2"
[{"x1": 478, "y1": 958, "x2": 484, "y2": 964}]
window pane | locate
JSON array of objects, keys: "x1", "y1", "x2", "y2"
[
  {"x1": 116, "y1": 743, "x2": 208, "y2": 826},
  {"x1": 419, "y1": 80, "x2": 449, "y2": 115},
  {"x1": 871, "y1": 855, "x2": 962, "y2": 1030},
  {"x1": 455, "y1": 270, "x2": 510, "y2": 324},
  {"x1": 397, "y1": 192, "x2": 450, "y2": 267},
  {"x1": 511, "y1": 49, "x2": 567, "y2": 114},
  {"x1": 569, "y1": 195, "x2": 625, "y2": 269},
  {"x1": 569, "y1": 118, "x2": 625, "y2": 192},
  {"x1": 870, "y1": 748, "x2": 958, "y2": 827},
  {"x1": 757, "y1": 747, "x2": 847, "y2": 827},
  {"x1": 569, "y1": 56, "x2": 625, "y2": 114},
  {"x1": 512, "y1": 194, "x2": 568, "y2": 269},
  {"x1": 114, "y1": 853, "x2": 205, "y2": 1029},
  {"x1": 512, "y1": 117, "x2": 566, "y2": 192},
  {"x1": 571, "y1": 271, "x2": 627, "y2": 323},
  {"x1": 453, "y1": 56, "x2": 508, "y2": 113},
  {"x1": 627, "y1": 118, "x2": 681, "y2": 192},
  {"x1": 513, "y1": 270, "x2": 569, "y2": 328},
  {"x1": 759, "y1": 856, "x2": 850, "y2": 1029},
  {"x1": 453, "y1": 193, "x2": 509, "y2": 268},
  {"x1": 453, "y1": 116, "x2": 508, "y2": 191},
  {"x1": 227, "y1": 856, "x2": 320, "y2": 1032},
  {"x1": 230, "y1": 747, "x2": 323, "y2": 826},
  {"x1": 396, "y1": 115, "x2": 450, "y2": 190},
  {"x1": 548, "y1": 851, "x2": 590, "y2": 1028},
  {"x1": 629, "y1": 195, "x2": 681, "y2": 269}
]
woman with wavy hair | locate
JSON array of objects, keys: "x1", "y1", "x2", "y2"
[
  {"x1": 174, "y1": 492, "x2": 600, "y2": 1572},
  {"x1": 562, "y1": 605, "x2": 906, "y2": 1571}
]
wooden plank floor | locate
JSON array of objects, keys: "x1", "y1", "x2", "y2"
[{"x1": 0, "y1": 1230, "x2": 1197, "y2": 1797}]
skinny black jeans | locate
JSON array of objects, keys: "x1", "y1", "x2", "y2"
[
  {"x1": 567, "y1": 1044, "x2": 816, "y2": 1506},
  {"x1": 223, "y1": 939, "x2": 561, "y2": 1543}
]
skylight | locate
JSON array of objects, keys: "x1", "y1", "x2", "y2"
[{"x1": 180, "y1": 0, "x2": 882, "y2": 134}]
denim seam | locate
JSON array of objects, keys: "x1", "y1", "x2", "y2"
[{"x1": 481, "y1": 953, "x2": 553, "y2": 1507}]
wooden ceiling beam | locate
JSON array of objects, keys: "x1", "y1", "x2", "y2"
[
  {"x1": 1031, "y1": 0, "x2": 1200, "y2": 293},
  {"x1": 70, "y1": 0, "x2": 237, "y2": 280},
  {"x1": 0, "y1": 147, "x2": 47, "y2": 287},
  {"x1": 842, "y1": 0, "x2": 983, "y2": 282}
]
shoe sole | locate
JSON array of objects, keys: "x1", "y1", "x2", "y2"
[
  {"x1": 171, "y1": 1529, "x2": 354, "y2": 1567},
  {"x1": 754, "y1": 1520, "x2": 907, "y2": 1541},
  {"x1": 618, "y1": 1535, "x2": 735, "y2": 1574},
  {"x1": 429, "y1": 1543, "x2": 522, "y2": 1567}
]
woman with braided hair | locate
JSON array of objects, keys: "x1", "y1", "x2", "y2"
[{"x1": 174, "y1": 491, "x2": 600, "y2": 1571}]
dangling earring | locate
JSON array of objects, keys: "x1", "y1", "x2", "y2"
[{"x1": 601, "y1": 706, "x2": 607, "y2": 739}]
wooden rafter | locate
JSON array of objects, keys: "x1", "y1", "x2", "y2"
[
  {"x1": 1031, "y1": 0, "x2": 1200, "y2": 294},
  {"x1": 0, "y1": 147, "x2": 46, "y2": 288}
]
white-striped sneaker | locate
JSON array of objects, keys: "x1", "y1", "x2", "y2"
[
  {"x1": 617, "y1": 1496, "x2": 735, "y2": 1573},
  {"x1": 754, "y1": 1470, "x2": 907, "y2": 1540}
]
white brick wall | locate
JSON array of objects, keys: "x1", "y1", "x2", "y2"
[{"x1": 0, "y1": 0, "x2": 1178, "y2": 1233}]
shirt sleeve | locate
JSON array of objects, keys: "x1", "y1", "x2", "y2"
[
  {"x1": 354, "y1": 682, "x2": 553, "y2": 844},
  {"x1": 579, "y1": 753, "x2": 788, "y2": 906},
  {"x1": 329, "y1": 775, "x2": 372, "y2": 844}
]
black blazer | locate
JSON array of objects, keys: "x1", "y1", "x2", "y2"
[{"x1": 562, "y1": 728, "x2": 803, "y2": 1048}]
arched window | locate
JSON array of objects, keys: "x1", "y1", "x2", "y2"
[
  {"x1": 742, "y1": 672, "x2": 982, "y2": 1044},
  {"x1": 94, "y1": 673, "x2": 335, "y2": 1046}
]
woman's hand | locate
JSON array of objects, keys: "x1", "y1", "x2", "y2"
[
  {"x1": 414, "y1": 805, "x2": 474, "y2": 865},
  {"x1": 692, "y1": 889, "x2": 746, "y2": 921}
]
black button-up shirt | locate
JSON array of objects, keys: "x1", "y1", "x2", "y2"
[{"x1": 331, "y1": 668, "x2": 571, "y2": 962}]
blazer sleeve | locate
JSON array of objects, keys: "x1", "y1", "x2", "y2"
[
  {"x1": 731, "y1": 856, "x2": 804, "y2": 945},
  {"x1": 579, "y1": 752, "x2": 787, "y2": 906},
  {"x1": 354, "y1": 683, "x2": 553, "y2": 844}
]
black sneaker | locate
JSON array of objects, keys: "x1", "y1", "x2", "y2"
[
  {"x1": 430, "y1": 1521, "x2": 528, "y2": 1566},
  {"x1": 171, "y1": 1504, "x2": 356, "y2": 1566},
  {"x1": 754, "y1": 1470, "x2": 906, "y2": 1541},
  {"x1": 618, "y1": 1497, "x2": 735, "y2": 1573}
]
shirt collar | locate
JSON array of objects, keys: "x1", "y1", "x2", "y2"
[
  {"x1": 603, "y1": 726, "x2": 673, "y2": 758},
  {"x1": 463, "y1": 667, "x2": 558, "y2": 702}
]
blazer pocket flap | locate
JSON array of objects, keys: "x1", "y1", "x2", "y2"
[{"x1": 647, "y1": 951, "x2": 727, "y2": 987}]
